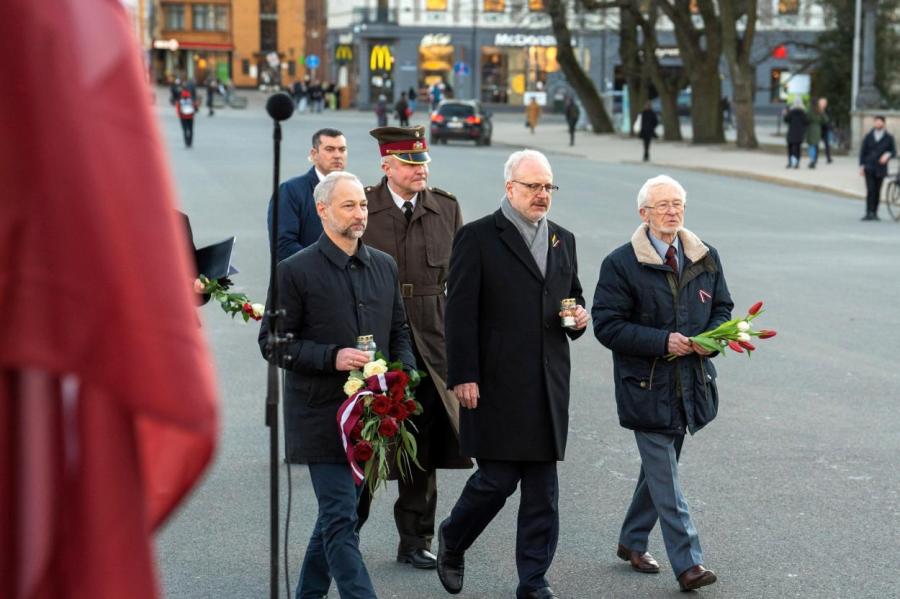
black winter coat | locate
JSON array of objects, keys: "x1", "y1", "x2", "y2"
[
  {"x1": 784, "y1": 108, "x2": 808, "y2": 144},
  {"x1": 859, "y1": 130, "x2": 897, "y2": 177},
  {"x1": 445, "y1": 210, "x2": 585, "y2": 461},
  {"x1": 592, "y1": 225, "x2": 733, "y2": 435},
  {"x1": 258, "y1": 235, "x2": 415, "y2": 463}
]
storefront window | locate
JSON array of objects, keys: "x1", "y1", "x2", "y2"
[
  {"x1": 483, "y1": 0, "x2": 505, "y2": 12},
  {"x1": 193, "y1": 5, "x2": 229, "y2": 31},
  {"x1": 426, "y1": 0, "x2": 448, "y2": 10},
  {"x1": 481, "y1": 45, "x2": 559, "y2": 105},
  {"x1": 778, "y1": 0, "x2": 800, "y2": 14},
  {"x1": 420, "y1": 45, "x2": 454, "y2": 88},
  {"x1": 164, "y1": 4, "x2": 185, "y2": 30},
  {"x1": 528, "y1": 0, "x2": 545, "y2": 11}
]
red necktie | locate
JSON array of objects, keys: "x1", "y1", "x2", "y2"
[{"x1": 665, "y1": 245, "x2": 678, "y2": 273}]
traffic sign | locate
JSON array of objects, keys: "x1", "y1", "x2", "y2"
[{"x1": 305, "y1": 54, "x2": 320, "y2": 69}]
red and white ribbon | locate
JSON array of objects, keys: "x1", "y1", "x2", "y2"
[{"x1": 337, "y1": 390, "x2": 371, "y2": 484}]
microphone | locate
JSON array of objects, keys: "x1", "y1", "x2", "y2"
[{"x1": 266, "y1": 92, "x2": 294, "y2": 122}]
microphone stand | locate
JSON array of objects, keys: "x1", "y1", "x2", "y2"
[{"x1": 264, "y1": 93, "x2": 293, "y2": 599}]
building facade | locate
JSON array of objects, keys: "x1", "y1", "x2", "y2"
[
  {"x1": 150, "y1": 0, "x2": 307, "y2": 88},
  {"x1": 325, "y1": 0, "x2": 828, "y2": 110}
]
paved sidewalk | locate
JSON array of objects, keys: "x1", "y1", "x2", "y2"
[{"x1": 490, "y1": 114, "x2": 866, "y2": 200}]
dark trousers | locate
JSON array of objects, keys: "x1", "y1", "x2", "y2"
[
  {"x1": 567, "y1": 123, "x2": 576, "y2": 146},
  {"x1": 179, "y1": 118, "x2": 194, "y2": 147},
  {"x1": 642, "y1": 137, "x2": 652, "y2": 161},
  {"x1": 787, "y1": 142, "x2": 801, "y2": 166},
  {"x1": 865, "y1": 170, "x2": 885, "y2": 215},
  {"x1": 398, "y1": 114, "x2": 409, "y2": 126},
  {"x1": 357, "y1": 372, "x2": 441, "y2": 551},
  {"x1": 297, "y1": 463, "x2": 376, "y2": 599},
  {"x1": 442, "y1": 459, "x2": 559, "y2": 597},
  {"x1": 823, "y1": 128, "x2": 833, "y2": 162},
  {"x1": 620, "y1": 432, "x2": 702, "y2": 579}
]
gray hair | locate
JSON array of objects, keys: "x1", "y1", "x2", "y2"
[
  {"x1": 636, "y1": 175, "x2": 687, "y2": 210},
  {"x1": 314, "y1": 171, "x2": 364, "y2": 205},
  {"x1": 503, "y1": 149, "x2": 553, "y2": 182}
]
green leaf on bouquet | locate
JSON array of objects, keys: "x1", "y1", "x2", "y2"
[{"x1": 691, "y1": 336, "x2": 722, "y2": 354}]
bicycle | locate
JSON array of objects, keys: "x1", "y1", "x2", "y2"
[{"x1": 885, "y1": 168, "x2": 900, "y2": 222}]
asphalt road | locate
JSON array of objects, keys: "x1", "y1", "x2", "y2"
[{"x1": 154, "y1": 102, "x2": 900, "y2": 599}]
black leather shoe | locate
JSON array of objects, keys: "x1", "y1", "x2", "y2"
[
  {"x1": 397, "y1": 548, "x2": 437, "y2": 569},
  {"x1": 436, "y1": 520, "x2": 464, "y2": 594},
  {"x1": 518, "y1": 587, "x2": 559, "y2": 599}
]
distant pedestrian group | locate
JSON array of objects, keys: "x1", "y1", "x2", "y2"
[{"x1": 783, "y1": 97, "x2": 832, "y2": 169}]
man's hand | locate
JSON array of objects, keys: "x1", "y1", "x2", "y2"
[
  {"x1": 668, "y1": 332, "x2": 694, "y2": 356},
  {"x1": 454, "y1": 382, "x2": 480, "y2": 409},
  {"x1": 336, "y1": 348, "x2": 373, "y2": 371},
  {"x1": 691, "y1": 342, "x2": 713, "y2": 356},
  {"x1": 860, "y1": 166, "x2": 866, "y2": 177},
  {"x1": 568, "y1": 305, "x2": 590, "y2": 330},
  {"x1": 879, "y1": 152, "x2": 892, "y2": 165}
]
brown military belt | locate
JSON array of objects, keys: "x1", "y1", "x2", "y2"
[{"x1": 400, "y1": 283, "x2": 445, "y2": 298}]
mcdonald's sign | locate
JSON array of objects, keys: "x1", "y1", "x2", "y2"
[
  {"x1": 335, "y1": 45, "x2": 353, "y2": 63},
  {"x1": 370, "y1": 45, "x2": 393, "y2": 71}
]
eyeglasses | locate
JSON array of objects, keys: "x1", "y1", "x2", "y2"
[
  {"x1": 512, "y1": 180, "x2": 559, "y2": 194},
  {"x1": 643, "y1": 201, "x2": 685, "y2": 213}
]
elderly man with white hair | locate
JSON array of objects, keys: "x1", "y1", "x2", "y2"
[
  {"x1": 437, "y1": 149, "x2": 589, "y2": 599},
  {"x1": 592, "y1": 174, "x2": 733, "y2": 592}
]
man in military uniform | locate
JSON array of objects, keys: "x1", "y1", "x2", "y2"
[{"x1": 357, "y1": 125, "x2": 472, "y2": 569}]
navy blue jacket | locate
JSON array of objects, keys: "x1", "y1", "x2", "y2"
[
  {"x1": 859, "y1": 130, "x2": 897, "y2": 178},
  {"x1": 592, "y1": 225, "x2": 733, "y2": 435},
  {"x1": 267, "y1": 166, "x2": 323, "y2": 263}
]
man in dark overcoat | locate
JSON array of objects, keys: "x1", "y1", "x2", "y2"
[
  {"x1": 267, "y1": 128, "x2": 348, "y2": 262},
  {"x1": 858, "y1": 115, "x2": 897, "y2": 221},
  {"x1": 357, "y1": 125, "x2": 472, "y2": 570},
  {"x1": 436, "y1": 150, "x2": 589, "y2": 599},
  {"x1": 258, "y1": 171, "x2": 415, "y2": 599},
  {"x1": 592, "y1": 175, "x2": 733, "y2": 592}
]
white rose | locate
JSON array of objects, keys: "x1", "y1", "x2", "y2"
[
  {"x1": 343, "y1": 377, "x2": 364, "y2": 396},
  {"x1": 363, "y1": 359, "x2": 388, "y2": 378},
  {"x1": 251, "y1": 303, "x2": 265, "y2": 319},
  {"x1": 737, "y1": 332, "x2": 751, "y2": 342},
  {"x1": 737, "y1": 321, "x2": 750, "y2": 332}
]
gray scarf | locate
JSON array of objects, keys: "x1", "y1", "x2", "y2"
[{"x1": 500, "y1": 196, "x2": 548, "y2": 277}]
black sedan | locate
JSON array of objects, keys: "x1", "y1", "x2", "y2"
[{"x1": 430, "y1": 100, "x2": 493, "y2": 146}]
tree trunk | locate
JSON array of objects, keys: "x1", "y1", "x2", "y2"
[
  {"x1": 547, "y1": 0, "x2": 614, "y2": 133},
  {"x1": 633, "y1": 1, "x2": 683, "y2": 141},
  {"x1": 658, "y1": 0, "x2": 724, "y2": 144},
  {"x1": 620, "y1": 7, "x2": 648, "y2": 135},
  {"x1": 720, "y1": 0, "x2": 759, "y2": 148}
]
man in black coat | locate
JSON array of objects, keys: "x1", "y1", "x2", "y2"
[
  {"x1": 436, "y1": 150, "x2": 589, "y2": 599},
  {"x1": 592, "y1": 175, "x2": 733, "y2": 593},
  {"x1": 267, "y1": 128, "x2": 348, "y2": 263},
  {"x1": 258, "y1": 171, "x2": 415, "y2": 599},
  {"x1": 859, "y1": 115, "x2": 897, "y2": 221}
]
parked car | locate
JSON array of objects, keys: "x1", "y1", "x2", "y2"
[{"x1": 430, "y1": 100, "x2": 493, "y2": 146}]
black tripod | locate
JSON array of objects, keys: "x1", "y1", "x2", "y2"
[{"x1": 263, "y1": 92, "x2": 295, "y2": 599}]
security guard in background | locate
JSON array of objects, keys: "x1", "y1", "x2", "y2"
[{"x1": 357, "y1": 126, "x2": 472, "y2": 569}]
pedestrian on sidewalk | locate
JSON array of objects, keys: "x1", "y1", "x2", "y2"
[
  {"x1": 395, "y1": 93, "x2": 410, "y2": 126},
  {"x1": 639, "y1": 102, "x2": 659, "y2": 162},
  {"x1": 408, "y1": 86, "x2": 418, "y2": 113},
  {"x1": 819, "y1": 97, "x2": 834, "y2": 164},
  {"x1": 374, "y1": 95, "x2": 388, "y2": 127},
  {"x1": 859, "y1": 115, "x2": 897, "y2": 221},
  {"x1": 525, "y1": 97, "x2": 541, "y2": 134},
  {"x1": 564, "y1": 96, "x2": 580, "y2": 146},
  {"x1": 175, "y1": 89, "x2": 198, "y2": 148},
  {"x1": 205, "y1": 77, "x2": 216, "y2": 117},
  {"x1": 783, "y1": 98, "x2": 807, "y2": 169},
  {"x1": 805, "y1": 99, "x2": 825, "y2": 168}
]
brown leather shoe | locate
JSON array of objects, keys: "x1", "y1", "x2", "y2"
[
  {"x1": 678, "y1": 565, "x2": 717, "y2": 591},
  {"x1": 616, "y1": 543, "x2": 660, "y2": 573}
]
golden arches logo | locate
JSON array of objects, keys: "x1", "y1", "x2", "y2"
[
  {"x1": 335, "y1": 45, "x2": 353, "y2": 62},
  {"x1": 370, "y1": 45, "x2": 393, "y2": 71}
]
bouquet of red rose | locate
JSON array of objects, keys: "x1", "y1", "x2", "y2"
[
  {"x1": 194, "y1": 274, "x2": 264, "y2": 322},
  {"x1": 668, "y1": 301, "x2": 777, "y2": 360},
  {"x1": 336, "y1": 353, "x2": 424, "y2": 492}
]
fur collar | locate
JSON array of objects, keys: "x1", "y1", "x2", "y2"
[{"x1": 630, "y1": 223, "x2": 709, "y2": 266}]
